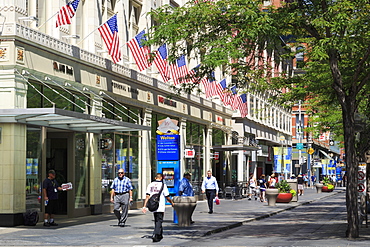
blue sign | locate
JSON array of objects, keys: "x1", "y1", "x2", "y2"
[{"x1": 156, "y1": 135, "x2": 180, "y2": 160}]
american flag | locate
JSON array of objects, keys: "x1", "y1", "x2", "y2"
[
  {"x1": 238, "y1": 94, "x2": 248, "y2": 117},
  {"x1": 127, "y1": 30, "x2": 151, "y2": 71},
  {"x1": 169, "y1": 55, "x2": 189, "y2": 85},
  {"x1": 98, "y1": 15, "x2": 122, "y2": 64},
  {"x1": 56, "y1": 0, "x2": 81, "y2": 28},
  {"x1": 217, "y1": 79, "x2": 232, "y2": 105},
  {"x1": 230, "y1": 86, "x2": 240, "y2": 110},
  {"x1": 154, "y1": 44, "x2": 170, "y2": 83},
  {"x1": 202, "y1": 75, "x2": 218, "y2": 98}
]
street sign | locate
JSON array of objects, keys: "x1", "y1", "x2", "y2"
[
  {"x1": 358, "y1": 163, "x2": 366, "y2": 196},
  {"x1": 296, "y1": 143, "x2": 303, "y2": 150},
  {"x1": 307, "y1": 147, "x2": 314, "y2": 155}
]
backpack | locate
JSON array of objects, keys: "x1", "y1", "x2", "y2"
[
  {"x1": 147, "y1": 182, "x2": 164, "y2": 212},
  {"x1": 23, "y1": 210, "x2": 39, "y2": 226}
]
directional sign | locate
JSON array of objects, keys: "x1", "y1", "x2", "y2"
[{"x1": 296, "y1": 143, "x2": 304, "y2": 150}]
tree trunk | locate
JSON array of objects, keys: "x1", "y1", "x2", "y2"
[{"x1": 342, "y1": 96, "x2": 359, "y2": 239}]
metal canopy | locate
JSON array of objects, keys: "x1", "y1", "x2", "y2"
[
  {"x1": 212, "y1": 145, "x2": 260, "y2": 151},
  {"x1": 0, "y1": 108, "x2": 150, "y2": 133}
]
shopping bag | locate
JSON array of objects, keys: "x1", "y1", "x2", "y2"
[{"x1": 215, "y1": 196, "x2": 220, "y2": 205}]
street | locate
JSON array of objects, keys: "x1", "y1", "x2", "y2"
[{"x1": 1, "y1": 188, "x2": 370, "y2": 246}]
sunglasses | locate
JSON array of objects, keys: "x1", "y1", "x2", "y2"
[{"x1": 118, "y1": 172, "x2": 124, "y2": 174}]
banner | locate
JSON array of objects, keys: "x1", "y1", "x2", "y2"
[{"x1": 273, "y1": 147, "x2": 292, "y2": 173}]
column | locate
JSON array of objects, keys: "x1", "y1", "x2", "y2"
[
  {"x1": 0, "y1": 69, "x2": 28, "y2": 226},
  {"x1": 139, "y1": 108, "x2": 152, "y2": 202},
  {"x1": 88, "y1": 95, "x2": 103, "y2": 214},
  {"x1": 205, "y1": 127, "x2": 212, "y2": 174},
  {"x1": 179, "y1": 118, "x2": 187, "y2": 174}
]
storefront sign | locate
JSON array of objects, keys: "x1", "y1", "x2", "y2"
[
  {"x1": 158, "y1": 96, "x2": 177, "y2": 107},
  {"x1": 184, "y1": 149, "x2": 195, "y2": 158},
  {"x1": 156, "y1": 135, "x2": 180, "y2": 160},
  {"x1": 112, "y1": 82, "x2": 139, "y2": 95},
  {"x1": 53, "y1": 61, "x2": 73, "y2": 75}
]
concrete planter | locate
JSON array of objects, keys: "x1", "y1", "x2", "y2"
[
  {"x1": 265, "y1": 189, "x2": 279, "y2": 206},
  {"x1": 315, "y1": 183, "x2": 323, "y2": 193},
  {"x1": 173, "y1": 196, "x2": 197, "y2": 227}
]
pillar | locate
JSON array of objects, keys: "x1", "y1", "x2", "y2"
[{"x1": 0, "y1": 69, "x2": 28, "y2": 226}]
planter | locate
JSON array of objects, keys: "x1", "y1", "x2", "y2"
[
  {"x1": 265, "y1": 188, "x2": 279, "y2": 206},
  {"x1": 276, "y1": 193, "x2": 292, "y2": 203},
  {"x1": 322, "y1": 185, "x2": 334, "y2": 192}
]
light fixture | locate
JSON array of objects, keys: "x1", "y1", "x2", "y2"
[
  {"x1": 62, "y1": 35, "x2": 80, "y2": 39},
  {"x1": 18, "y1": 16, "x2": 38, "y2": 22}
]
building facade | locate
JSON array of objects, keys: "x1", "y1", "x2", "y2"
[{"x1": 0, "y1": 0, "x2": 292, "y2": 226}]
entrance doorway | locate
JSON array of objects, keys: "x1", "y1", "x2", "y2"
[{"x1": 46, "y1": 133, "x2": 71, "y2": 215}]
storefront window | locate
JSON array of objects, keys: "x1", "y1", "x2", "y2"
[
  {"x1": 26, "y1": 127, "x2": 42, "y2": 211},
  {"x1": 101, "y1": 133, "x2": 114, "y2": 205},
  {"x1": 185, "y1": 122, "x2": 205, "y2": 195},
  {"x1": 74, "y1": 133, "x2": 89, "y2": 208}
]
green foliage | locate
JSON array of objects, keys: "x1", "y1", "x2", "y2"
[
  {"x1": 275, "y1": 180, "x2": 291, "y2": 193},
  {"x1": 322, "y1": 176, "x2": 333, "y2": 186},
  {"x1": 327, "y1": 184, "x2": 335, "y2": 190},
  {"x1": 290, "y1": 189, "x2": 297, "y2": 197}
]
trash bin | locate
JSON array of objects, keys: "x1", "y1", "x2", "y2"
[
  {"x1": 173, "y1": 196, "x2": 197, "y2": 227},
  {"x1": 286, "y1": 179, "x2": 298, "y2": 202}
]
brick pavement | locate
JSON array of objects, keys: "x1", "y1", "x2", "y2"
[{"x1": 0, "y1": 186, "x2": 359, "y2": 246}]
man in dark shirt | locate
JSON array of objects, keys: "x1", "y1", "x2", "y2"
[{"x1": 42, "y1": 170, "x2": 64, "y2": 227}]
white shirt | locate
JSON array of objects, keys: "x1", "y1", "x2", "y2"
[{"x1": 146, "y1": 181, "x2": 169, "y2": 213}]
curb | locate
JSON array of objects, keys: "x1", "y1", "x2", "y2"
[{"x1": 203, "y1": 189, "x2": 345, "y2": 236}]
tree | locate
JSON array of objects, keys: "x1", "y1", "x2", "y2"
[{"x1": 147, "y1": 0, "x2": 370, "y2": 238}]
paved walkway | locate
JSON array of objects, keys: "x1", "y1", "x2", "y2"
[{"x1": 1, "y1": 186, "x2": 368, "y2": 246}]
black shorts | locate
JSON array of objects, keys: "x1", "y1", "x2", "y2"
[{"x1": 45, "y1": 199, "x2": 58, "y2": 215}]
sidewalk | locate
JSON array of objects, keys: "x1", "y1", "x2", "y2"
[{"x1": 0, "y1": 187, "x2": 347, "y2": 246}]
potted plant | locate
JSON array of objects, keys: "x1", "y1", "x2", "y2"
[
  {"x1": 275, "y1": 180, "x2": 293, "y2": 203},
  {"x1": 322, "y1": 177, "x2": 334, "y2": 192}
]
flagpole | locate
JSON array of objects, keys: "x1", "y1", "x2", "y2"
[
  {"x1": 37, "y1": 12, "x2": 58, "y2": 29},
  {"x1": 77, "y1": 13, "x2": 117, "y2": 45}
]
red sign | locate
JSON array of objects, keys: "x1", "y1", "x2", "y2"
[
  {"x1": 214, "y1": 152, "x2": 219, "y2": 160},
  {"x1": 184, "y1": 149, "x2": 195, "y2": 158}
]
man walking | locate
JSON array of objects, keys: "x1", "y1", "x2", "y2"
[
  {"x1": 142, "y1": 173, "x2": 174, "y2": 243},
  {"x1": 110, "y1": 168, "x2": 133, "y2": 227},
  {"x1": 179, "y1": 171, "x2": 195, "y2": 223},
  {"x1": 42, "y1": 170, "x2": 68, "y2": 227},
  {"x1": 201, "y1": 170, "x2": 219, "y2": 214}
]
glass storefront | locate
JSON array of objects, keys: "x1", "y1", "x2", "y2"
[
  {"x1": 26, "y1": 127, "x2": 42, "y2": 211},
  {"x1": 101, "y1": 132, "x2": 141, "y2": 205},
  {"x1": 74, "y1": 133, "x2": 89, "y2": 209},
  {"x1": 185, "y1": 122, "x2": 205, "y2": 195}
]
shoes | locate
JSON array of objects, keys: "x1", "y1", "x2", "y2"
[
  {"x1": 248, "y1": 198, "x2": 251, "y2": 200},
  {"x1": 43, "y1": 222, "x2": 50, "y2": 227},
  {"x1": 49, "y1": 222, "x2": 58, "y2": 226},
  {"x1": 152, "y1": 235, "x2": 162, "y2": 242},
  {"x1": 119, "y1": 224, "x2": 125, "y2": 227},
  {"x1": 208, "y1": 211, "x2": 213, "y2": 214},
  {"x1": 255, "y1": 197, "x2": 257, "y2": 200},
  {"x1": 190, "y1": 221, "x2": 195, "y2": 224}
]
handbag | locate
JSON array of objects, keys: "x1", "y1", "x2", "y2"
[{"x1": 147, "y1": 182, "x2": 164, "y2": 212}]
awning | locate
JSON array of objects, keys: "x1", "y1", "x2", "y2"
[
  {"x1": 0, "y1": 108, "x2": 150, "y2": 133},
  {"x1": 213, "y1": 145, "x2": 260, "y2": 151},
  {"x1": 255, "y1": 137, "x2": 281, "y2": 145},
  {"x1": 319, "y1": 150, "x2": 333, "y2": 160}
]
